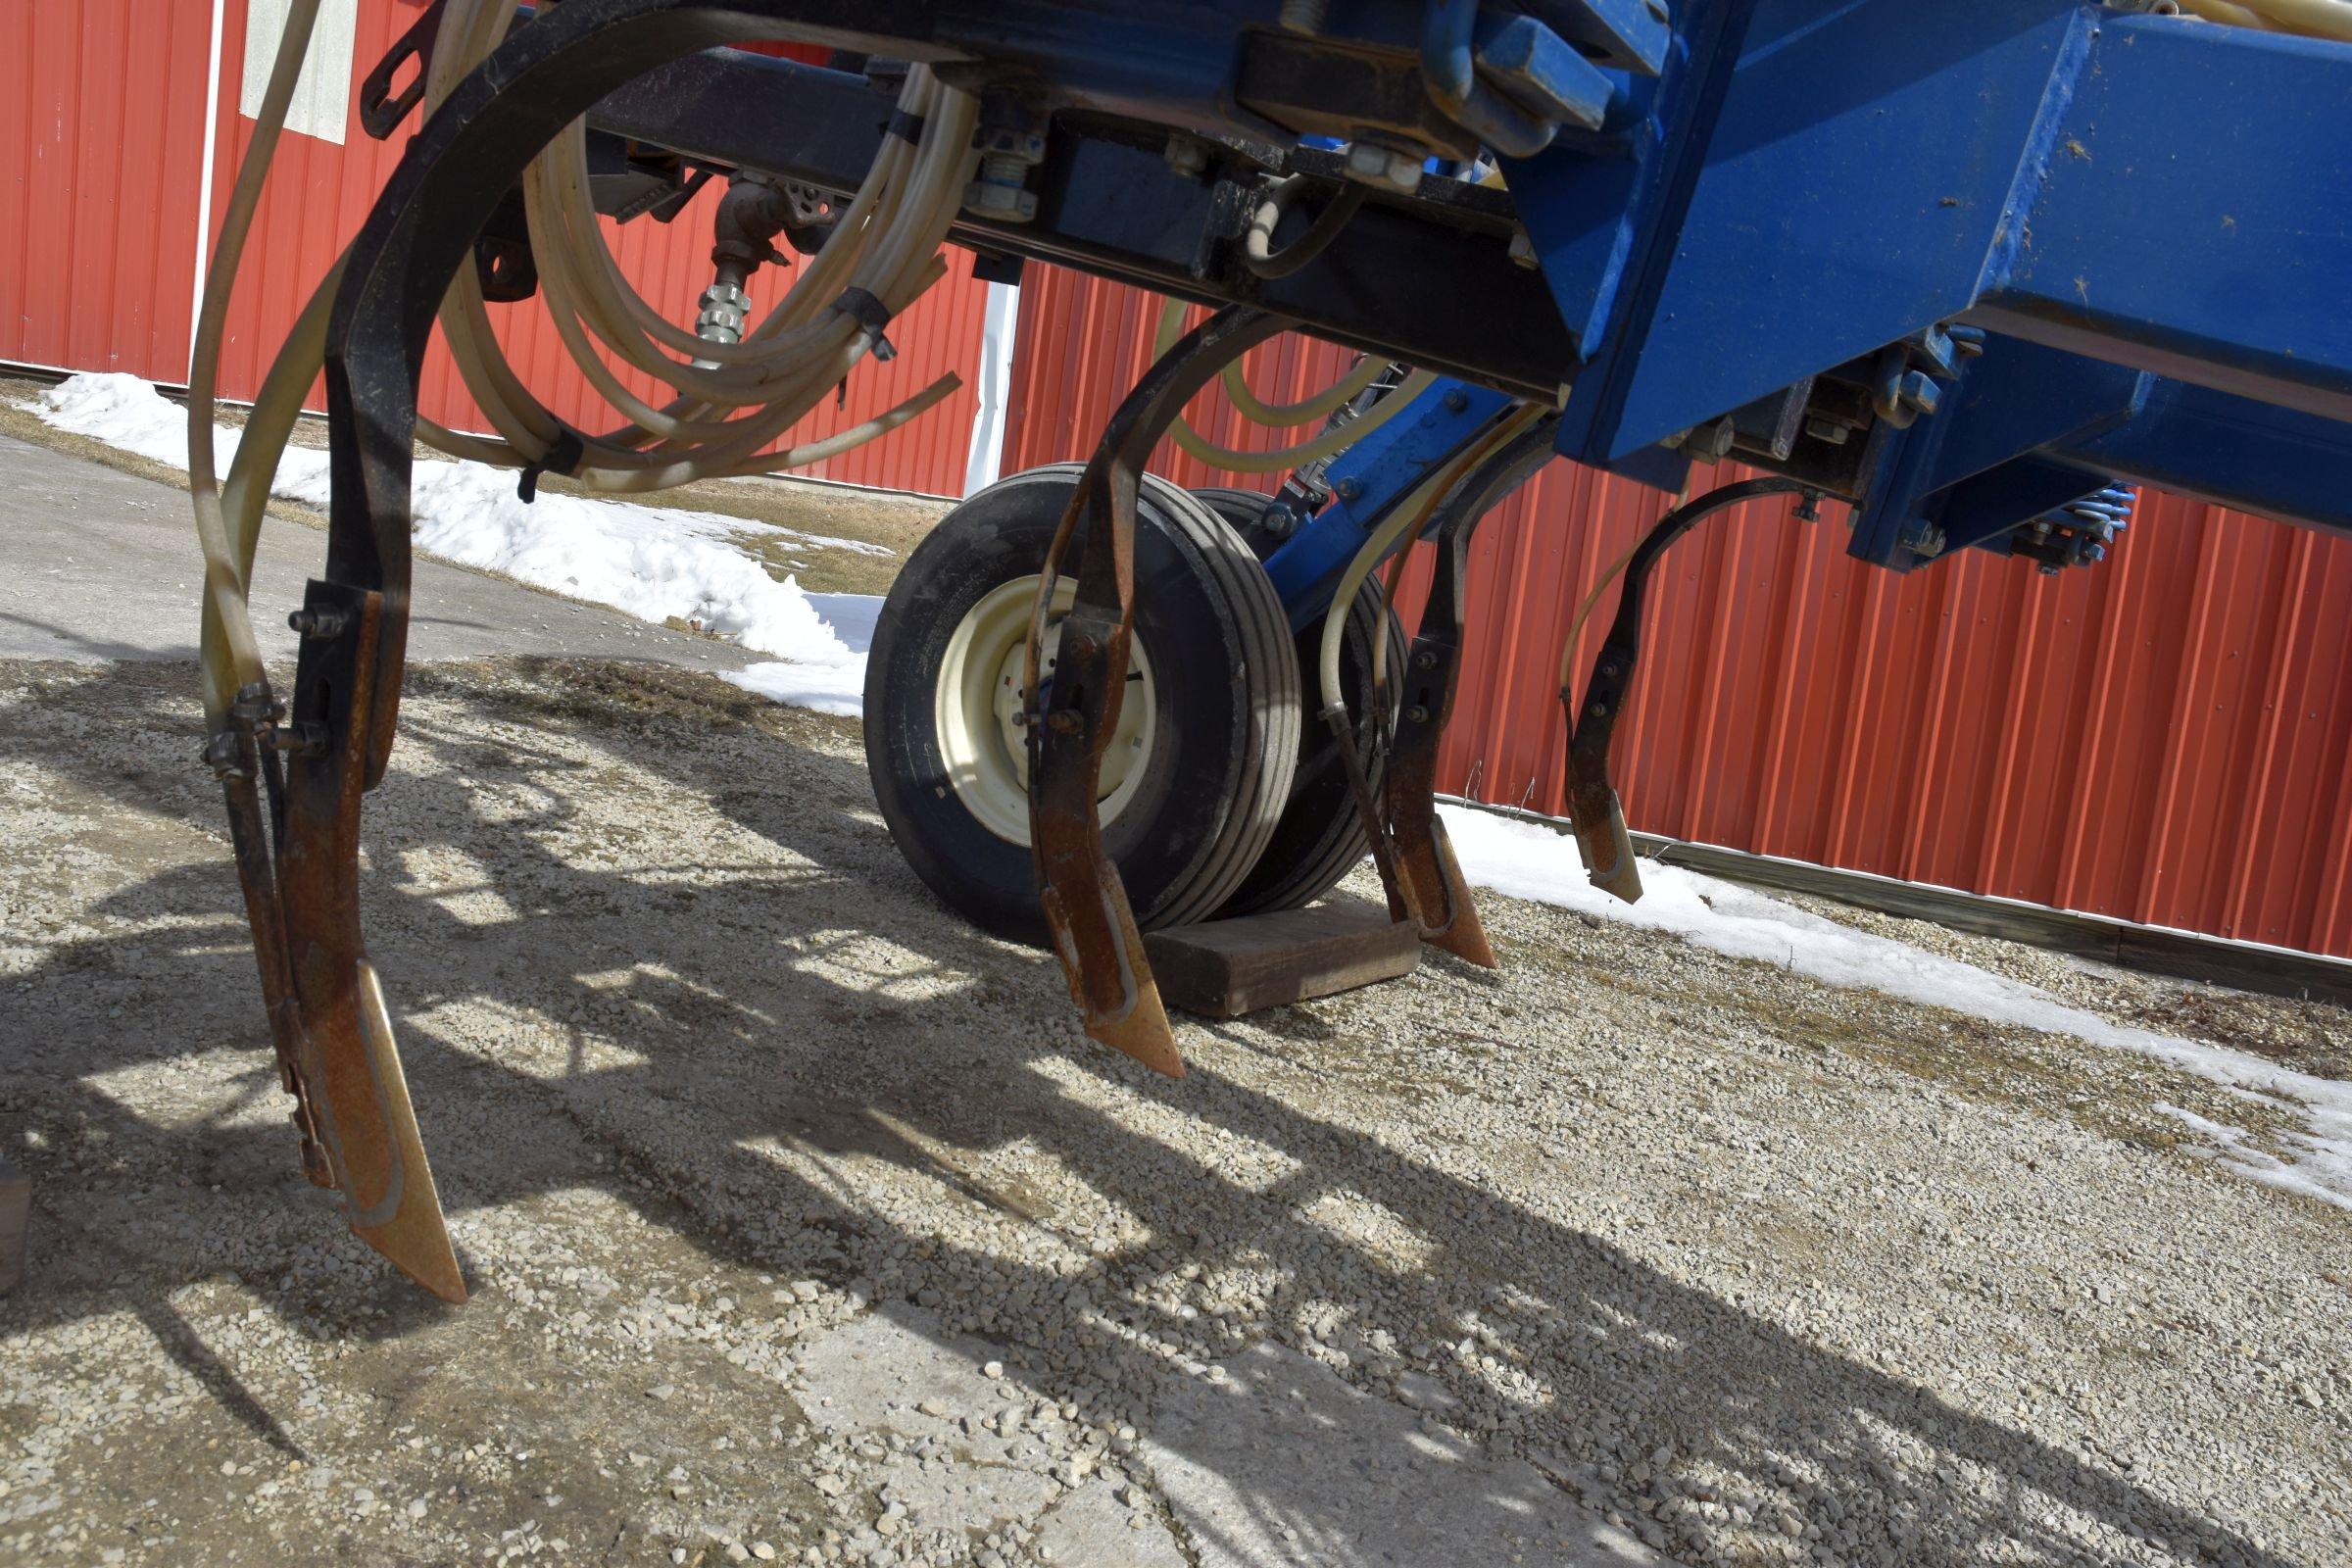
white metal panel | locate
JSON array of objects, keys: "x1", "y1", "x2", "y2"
[{"x1": 239, "y1": 0, "x2": 358, "y2": 145}]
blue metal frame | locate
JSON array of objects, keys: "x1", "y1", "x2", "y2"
[
  {"x1": 1259, "y1": 381, "x2": 1516, "y2": 628},
  {"x1": 584, "y1": 0, "x2": 2352, "y2": 604},
  {"x1": 1240, "y1": 1, "x2": 2352, "y2": 603}
]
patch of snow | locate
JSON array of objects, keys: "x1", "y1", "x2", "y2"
[
  {"x1": 719, "y1": 661, "x2": 866, "y2": 719},
  {"x1": 745, "y1": 524, "x2": 893, "y2": 559},
  {"x1": 1439, "y1": 803, "x2": 2352, "y2": 1209},
  {"x1": 30, "y1": 372, "x2": 868, "y2": 710},
  {"x1": 802, "y1": 593, "x2": 883, "y2": 655}
]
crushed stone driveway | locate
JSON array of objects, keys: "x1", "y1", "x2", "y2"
[{"x1": 0, "y1": 443, "x2": 2345, "y2": 1568}]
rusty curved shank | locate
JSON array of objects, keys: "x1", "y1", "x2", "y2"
[
  {"x1": 249, "y1": 0, "x2": 823, "y2": 1298},
  {"x1": 1559, "y1": 476, "x2": 1812, "y2": 905},
  {"x1": 1381, "y1": 418, "x2": 1557, "y2": 965},
  {"x1": 1025, "y1": 306, "x2": 1291, "y2": 1076}
]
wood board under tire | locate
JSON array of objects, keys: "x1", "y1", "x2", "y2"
[
  {"x1": 0, "y1": 1155, "x2": 25, "y2": 1295},
  {"x1": 1143, "y1": 902, "x2": 1422, "y2": 1018}
]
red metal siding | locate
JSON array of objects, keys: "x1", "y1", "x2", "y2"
[
  {"x1": 1004, "y1": 267, "x2": 2352, "y2": 957},
  {"x1": 0, "y1": 0, "x2": 215, "y2": 381}
]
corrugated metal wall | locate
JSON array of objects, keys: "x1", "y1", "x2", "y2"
[
  {"x1": 0, "y1": 1, "x2": 216, "y2": 381},
  {"x1": 1003, "y1": 270, "x2": 2352, "y2": 958},
  {"x1": 2, "y1": 1, "x2": 990, "y2": 496}
]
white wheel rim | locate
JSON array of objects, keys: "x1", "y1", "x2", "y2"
[{"x1": 934, "y1": 575, "x2": 1158, "y2": 846}]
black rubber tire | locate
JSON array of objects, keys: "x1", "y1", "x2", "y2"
[
  {"x1": 1196, "y1": 487, "x2": 1406, "y2": 917},
  {"x1": 864, "y1": 465, "x2": 1299, "y2": 944}
]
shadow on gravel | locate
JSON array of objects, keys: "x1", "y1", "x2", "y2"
[{"x1": 0, "y1": 657, "x2": 2310, "y2": 1568}]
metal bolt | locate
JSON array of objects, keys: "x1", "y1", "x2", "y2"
[
  {"x1": 695, "y1": 280, "x2": 751, "y2": 348},
  {"x1": 1045, "y1": 710, "x2": 1084, "y2": 735},
  {"x1": 1897, "y1": 369, "x2": 1941, "y2": 418},
  {"x1": 1343, "y1": 140, "x2": 1422, "y2": 196},
  {"x1": 1405, "y1": 705, "x2": 1430, "y2": 724},
  {"x1": 1335, "y1": 477, "x2": 1362, "y2": 501},
  {"x1": 287, "y1": 607, "x2": 350, "y2": 639},
  {"x1": 270, "y1": 720, "x2": 331, "y2": 758},
  {"x1": 1163, "y1": 135, "x2": 1208, "y2": 179},
  {"x1": 1900, "y1": 521, "x2": 1946, "y2": 560},
  {"x1": 1413, "y1": 650, "x2": 1438, "y2": 671},
  {"x1": 1443, "y1": 389, "x2": 1469, "y2": 413},
  {"x1": 1803, "y1": 416, "x2": 1852, "y2": 447}
]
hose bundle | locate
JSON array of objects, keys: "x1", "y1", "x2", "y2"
[{"x1": 418, "y1": 0, "x2": 978, "y2": 488}]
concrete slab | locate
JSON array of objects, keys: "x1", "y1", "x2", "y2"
[
  {"x1": 1145, "y1": 1343, "x2": 1667, "y2": 1568},
  {"x1": 1035, "y1": 1476, "x2": 1190, "y2": 1568},
  {"x1": 0, "y1": 433, "x2": 756, "y2": 671}
]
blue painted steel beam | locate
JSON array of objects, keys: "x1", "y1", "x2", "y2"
[
  {"x1": 1845, "y1": 336, "x2": 2352, "y2": 570},
  {"x1": 2056, "y1": 381, "x2": 2352, "y2": 537},
  {"x1": 1511, "y1": 2, "x2": 2352, "y2": 476},
  {"x1": 1968, "y1": 16, "x2": 2352, "y2": 424},
  {"x1": 1261, "y1": 379, "x2": 1517, "y2": 629}
]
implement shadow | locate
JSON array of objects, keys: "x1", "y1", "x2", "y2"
[{"x1": 0, "y1": 656, "x2": 2320, "y2": 1568}]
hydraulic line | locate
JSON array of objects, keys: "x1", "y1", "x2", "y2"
[
  {"x1": 1240, "y1": 174, "x2": 1368, "y2": 280},
  {"x1": 2180, "y1": 0, "x2": 2352, "y2": 37},
  {"x1": 1316, "y1": 403, "x2": 1545, "y2": 714},
  {"x1": 418, "y1": 0, "x2": 981, "y2": 488},
  {"x1": 188, "y1": 0, "x2": 324, "y2": 728},
  {"x1": 1152, "y1": 297, "x2": 1439, "y2": 473}
]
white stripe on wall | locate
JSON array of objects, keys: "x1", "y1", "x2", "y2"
[{"x1": 962, "y1": 279, "x2": 1022, "y2": 496}]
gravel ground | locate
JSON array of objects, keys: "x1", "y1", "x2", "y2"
[{"x1": 1, "y1": 657, "x2": 2346, "y2": 1568}]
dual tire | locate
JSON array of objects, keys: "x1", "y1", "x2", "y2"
[{"x1": 863, "y1": 466, "x2": 1397, "y2": 943}]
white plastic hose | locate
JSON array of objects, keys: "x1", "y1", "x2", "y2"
[
  {"x1": 2180, "y1": 0, "x2": 2352, "y2": 37},
  {"x1": 419, "y1": 0, "x2": 981, "y2": 488},
  {"x1": 1152, "y1": 297, "x2": 1439, "y2": 473},
  {"x1": 1316, "y1": 404, "x2": 1544, "y2": 713},
  {"x1": 189, "y1": 0, "x2": 324, "y2": 725}
]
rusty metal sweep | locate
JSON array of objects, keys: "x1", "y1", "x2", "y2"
[
  {"x1": 1381, "y1": 418, "x2": 1559, "y2": 965},
  {"x1": 1023, "y1": 305, "x2": 1293, "y2": 1077}
]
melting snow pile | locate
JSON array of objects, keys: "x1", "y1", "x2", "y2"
[
  {"x1": 31, "y1": 372, "x2": 871, "y2": 715},
  {"x1": 1440, "y1": 804, "x2": 2352, "y2": 1209}
]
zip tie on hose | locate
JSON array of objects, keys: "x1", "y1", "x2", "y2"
[
  {"x1": 515, "y1": 426, "x2": 586, "y2": 503},
  {"x1": 833, "y1": 286, "x2": 899, "y2": 362},
  {"x1": 886, "y1": 108, "x2": 926, "y2": 145}
]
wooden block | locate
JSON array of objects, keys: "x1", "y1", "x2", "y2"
[
  {"x1": 1144, "y1": 902, "x2": 1422, "y2": 1018},
  {"x1": 0, "y1": 1156, "x2": 25, "y2": 1296}
]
